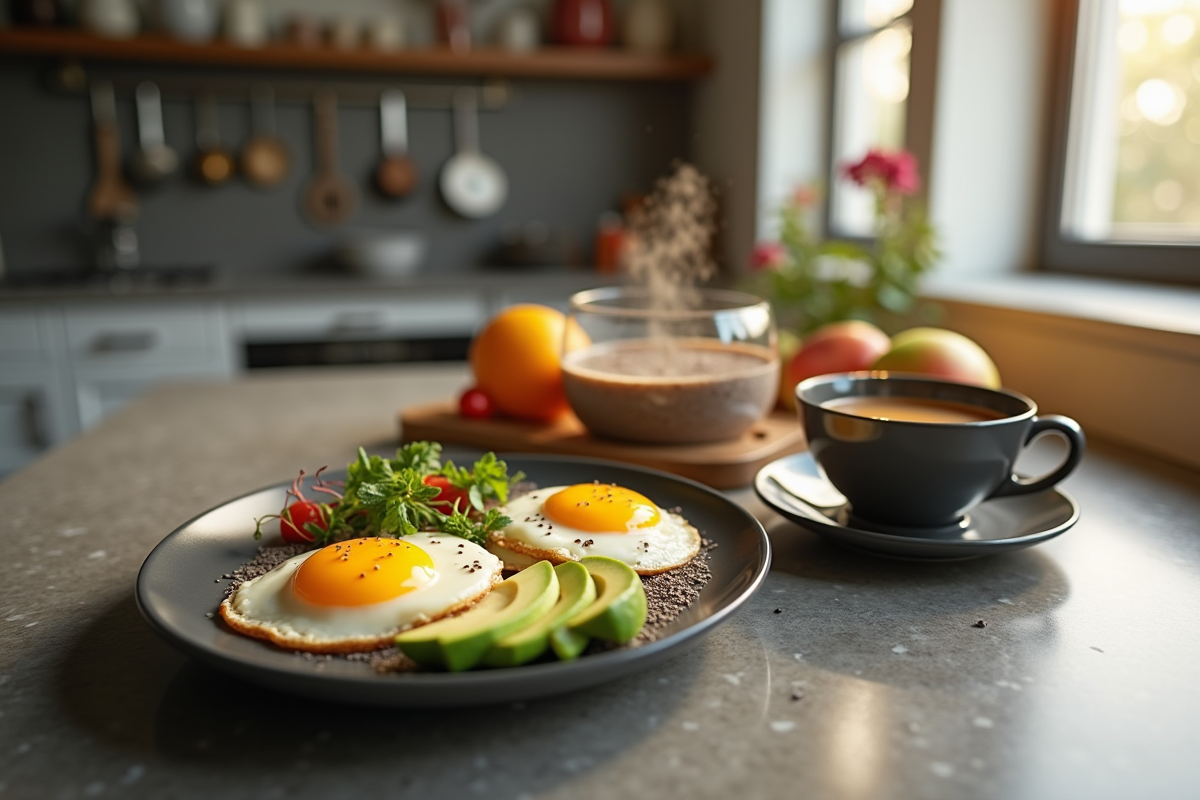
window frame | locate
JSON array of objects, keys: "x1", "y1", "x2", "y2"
[
  {"x1": 822, "y1": 0, "x2": 942, "y2": 242},
  {"x1": 1041, "y1": 0, "x2": 1200, "y2": 286}
]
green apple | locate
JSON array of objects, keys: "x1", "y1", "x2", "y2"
[
  {"x1": 568, "y1": 556, "x2": 647, "y2": 643},
  {"x1": 483, "y1": 561, "x2": 597, "y2": 668},
  {"x1": 872, "y1": 327, "x2": 1001, "y2": 388},
  {"x1": 395, "y1": 560, "x2": 558, "y2": 672}
]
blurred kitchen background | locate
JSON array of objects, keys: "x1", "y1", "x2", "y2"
[{"x1": 3, "y1": 0, "x2": 1199, "y2": 477}]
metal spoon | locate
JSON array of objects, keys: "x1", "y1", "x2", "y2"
[
  {"x1": 762, "y1": 464, "x2": 848, "y2": 510},
  {"x1": 240, "y1": 82, "x2": 290, "y2": 189},
  {"x1": 375, "y1": 88, "x2": 418, "y2": 199},
  {"x1": 129, "y1": 82, "x2": 178, "y2": 188}
]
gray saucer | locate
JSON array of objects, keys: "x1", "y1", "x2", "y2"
[
  {"x1": 136, "y1": 455, "x2": 770, "y2": 707},
  {"x1": 755, "y1": 452, "x2": 1079, "y2": 561}
]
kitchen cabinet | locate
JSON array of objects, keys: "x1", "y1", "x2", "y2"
[
  {"x1": 0, "y1": 300, "x2": 235, "y2": 475},
  {"x1": 0, "y1": 367, "x2": 68, "y2": 475},
  {"x1": 234, "y1": 293, "x2": 487, "y2": 344},
  {"x1": 62, "y1": 301, "x2": 236, "y2": 430},
  {"x1": 0, "y1": 307, "x2": 74, "y2": 474},
  {"x1": 0, "y1": 274, "x2": 598, "y2": 475}
]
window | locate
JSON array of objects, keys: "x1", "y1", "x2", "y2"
[
  {"x1": 1046, "y1": 0, "x2": 1200, "y2": 282},
  {"x1": 826, "y1": 0, "x2": 940, "y2": 239}
]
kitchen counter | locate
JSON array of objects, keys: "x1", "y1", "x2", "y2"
[
  {"x1": 0, "y1": 268, "x2": 616, "y2": 305},
  {"x1": 2, "y1": 365, "x2": 1199, "y2": 800}
]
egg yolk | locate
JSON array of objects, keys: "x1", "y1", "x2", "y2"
[
  {"x1": 542, "y1": 484, "x2": 661, "y2": 533},
  {"x1": 291, "y1": 537, "x2": 436, "y2": 607}
]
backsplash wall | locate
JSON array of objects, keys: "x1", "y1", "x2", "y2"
[{"x1": 0, "y1": 58, "x2": 693, "y2": 278}]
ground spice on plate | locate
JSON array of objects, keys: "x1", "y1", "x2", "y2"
[{"x1": 216, "y1": 493, "x2": 717, "y2": 671}]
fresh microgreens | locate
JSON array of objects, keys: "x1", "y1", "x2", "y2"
[
  {"x1": 437, "y1": 507, "x2": 513, "y2": 546},
  {"x1": 257, "y1": 442, "x2": 519, "y2": 547},
  {"x1": 392, "y1": 440, "x2": 443, "y2": 474},
  {"x1": 441, "y1": 451, "x2": 525, "y2": 512}
]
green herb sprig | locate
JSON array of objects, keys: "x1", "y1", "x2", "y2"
[{"x1": 258, "y1": 442, "x2": 521, "y2": 547}]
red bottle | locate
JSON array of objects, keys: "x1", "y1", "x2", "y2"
[{"x1": 552, "y1": 0, "x2": 613, "y2": 47}]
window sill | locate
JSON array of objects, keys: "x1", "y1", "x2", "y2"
[{"x1": 919, "y1": 272, "x2": 1200, "y2": 472}]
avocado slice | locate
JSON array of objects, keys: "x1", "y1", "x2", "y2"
[
  {"x1": 548, "y1": 623, "x2": 590, "y2": 661},
  {"x1": 568, "y1": 556, "x2": 648, "y2": 643},
  {"x1": 395, "y1": 560, "x2": 558, "y2": 671},
  {"x1": 483, "y1": 561, "x2": 598, "y2": 668}
]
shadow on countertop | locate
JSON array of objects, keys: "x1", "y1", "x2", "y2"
[{"x1": 51, "y1": 592, "x2": 700, "y2": 797}]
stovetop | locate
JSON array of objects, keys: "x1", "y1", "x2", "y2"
[{"x1": 2, "y1": 266, "x2": 215, "y2": 290}]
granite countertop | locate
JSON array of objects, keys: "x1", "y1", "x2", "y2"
[{"x1": 2, "y1": 364, "x2": 1199, "y2": 799}]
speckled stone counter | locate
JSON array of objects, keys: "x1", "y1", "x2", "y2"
[{"x1": 2, "y1": 365, "x2": 1199, "y2": 800}]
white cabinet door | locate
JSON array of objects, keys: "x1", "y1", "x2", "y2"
[
  {"x1": 64, "y1": 302, "x2": 231, "y2": 368},
  {"x1": 64, "y1": 301, "x2": 235, "y2": 431}
]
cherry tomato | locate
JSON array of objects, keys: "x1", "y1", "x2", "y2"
[
  {"x1": 459, "y1": 387, "x2": 496, "y2": 420},
  {"x1": 281, "y1": 501, "x2": 327, "y2": 543},
  {"x1": 423, "y1": 475, "x2": 472, "y2": 515}
]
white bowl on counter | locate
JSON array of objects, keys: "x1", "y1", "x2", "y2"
[{"x1": 336, "y1": 230, "x2": 429, "y2": 279}]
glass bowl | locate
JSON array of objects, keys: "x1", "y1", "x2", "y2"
[{"x1": 562, "y1": 287, "x2": 779, "y2": 444}]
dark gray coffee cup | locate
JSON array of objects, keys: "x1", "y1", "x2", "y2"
[{"x1": 796, "y1": 373, "x2": 1085, "y2": 532}]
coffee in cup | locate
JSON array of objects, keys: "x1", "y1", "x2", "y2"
[{"x1": 796, "y1": 373, "x2": 1085, "y2": 532}]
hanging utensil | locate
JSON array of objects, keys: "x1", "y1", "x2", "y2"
[
  {"x1": 192, "y1": 91, "x2": 235, "y2": 186},
  {"x1": 302, "y1": 90, "x2": 357, "y2": 227},
  {"x1": 375, "y1": 88, "x2": 418, "y2": 199},
  {"x1": 129, "y1": 82, "x2": 179, "y2": 188},
  {"x1": 87, "y1": 80, "x2": 138, "y2": 222},
  {"x1": 440, "y1": 88, "x2": 508, "y2": 219},
  {"x1": 240, "y1": 82, "x2": 291, "y2": 189}
]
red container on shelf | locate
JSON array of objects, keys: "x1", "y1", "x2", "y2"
[
  {"x1": 594, "y1": 212, "x2": 626, "y2": 274},
  {"x1": 552, "y1": 0, "x2": 614, "y2": 47}
]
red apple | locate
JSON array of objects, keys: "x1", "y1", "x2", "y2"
[
  {"x1": 871, "y1": 327, "x2": 1001, "y2": 388},
  {"x1": 776, "y1": 329, "x2": 803, "y2": 410},
  {"x1": 787, "y1": 321, "x2": 891, "y2": 392}
]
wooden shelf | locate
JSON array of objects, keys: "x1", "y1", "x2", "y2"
[{"x1": 0, "y1": 28, "x2": 713, "y2": 81}]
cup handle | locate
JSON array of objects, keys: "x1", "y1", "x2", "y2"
[{"x1": 990, "y1": 415, "x2": 1086, "y2": 499}]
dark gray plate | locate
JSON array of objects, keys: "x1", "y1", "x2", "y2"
[
  {"x1": 136, "y1": 455, "x2": 770, "y2": 707},
  {"x1": 756, "y1": 452, "x2": 1079, "y2": 561}
]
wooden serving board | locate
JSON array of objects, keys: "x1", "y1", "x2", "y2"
[{"x1": 399, "y1": 400, "x2": 807, "y2": 489}]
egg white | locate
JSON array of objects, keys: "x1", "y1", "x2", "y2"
[
  {"x1": 219, "y1": 533, "x2": 502, "y2": 653},
  {"x1": 491, "y1": 486, "x2": 700, "y2": 575}
]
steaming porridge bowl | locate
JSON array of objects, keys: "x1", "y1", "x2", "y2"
[{"x1": 562, "y1": 288, "x2": 779, "y2": 445}]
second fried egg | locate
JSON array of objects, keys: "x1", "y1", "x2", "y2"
[{"x1": 491, "y1": 484, "x2": 700, "y2": 575}]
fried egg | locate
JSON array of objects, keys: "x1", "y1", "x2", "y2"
[
  {"x1": 490, "y1": 484, "x2": 700, "y2": 575},
  {"x1": 219, "y1": 534, "x2": 502, "y2": 653}
]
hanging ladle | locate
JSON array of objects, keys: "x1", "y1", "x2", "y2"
[
  {"x1": 129, "y1": 81, "x2": 178, "y2": 188},
  {"x1": 302, "y1": 89, "x2": 357, "y2": 227},
  {"x1": 192, "y1": 91, "x2": 235, "y2": 186},
  {"x1": 87, "y1": 80, "x2": 138, "y2": 222},
  {"x1": 375, "y1": 88, "x2": 418, "y2": 199},
  {"x1": 240, "y1": 82, "x2": 291, "y2": 189}
]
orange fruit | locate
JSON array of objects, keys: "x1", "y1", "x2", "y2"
[{"x1": 469, "y1": 304, "x2": 590, "y2": 422}]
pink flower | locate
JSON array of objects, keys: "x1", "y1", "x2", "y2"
[
  {"x1": 749, "y1": 242, "x2": 787, "y2": 271},
  {"x1": 842, "y1": 149, "x2": 921, "y2": 195}
]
